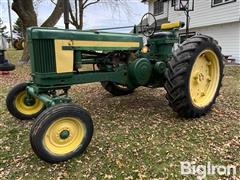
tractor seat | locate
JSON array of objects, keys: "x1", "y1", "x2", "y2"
[{"x1": 151, "y1": 31, "x2": 174, "y2": 38}]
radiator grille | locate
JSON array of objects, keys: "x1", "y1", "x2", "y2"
[{"x1": 32, "y1": 39, "x2": 56, "y2": 73}]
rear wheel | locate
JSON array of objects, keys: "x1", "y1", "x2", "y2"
[
  {"x1": 13, "y1": 39, "x2": 24, "y2": 50},
  {"x1": 19, "y1": 39, "x2": 25, "y2": 49},
  {"x1": 101, "y1": 81, "x2": 134, "y2": 96},
  {"x1": 6, "y1": 83, "x2": 45, "y2": 120},
  {"x1": 30, "y1": 104, "x2": 93, "y2": 163},
  {"x1": 164, "y1": 35, "x2": 224, "y2": 118}
]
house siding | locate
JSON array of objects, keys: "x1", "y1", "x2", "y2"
[
  {"x1": 149, "y1": 0, "x2": 240, "y2": 28},
  {"x1": 185, "y1": 22, "x2": 240, "y2": 63},
  {"x1": 147, "y1": 0, "x2": 240, "y2": 63},
  {"x1": 168, "y1": 0, "x2": 240, "y2": 28}
]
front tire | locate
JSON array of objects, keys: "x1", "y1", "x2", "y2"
[
  {"x1": 30, "y1": 104, "x2": 94, "y2": 163},
  {"x1": 164, "y1": 35, "x2": 224, "y2": 118},
  {"x1": 6, "y1": 83, "x2": 45, "y2": 120}
]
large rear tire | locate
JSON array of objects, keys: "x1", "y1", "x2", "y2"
[
  {"x1": 164, "y1": 35, "x2": 224, "y2": 118},
  {"x1": 12, "y1": 39, "x2": 24, "y2": 50}
]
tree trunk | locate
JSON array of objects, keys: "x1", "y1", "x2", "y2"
[
  {"x1": 79, "y1": 0, "x2": 83, "y2": 30},
  {"x1": 20, "y1": 38, "x2": 30, "y2": 64},
  {"x1": 12, "y1": 0, "x2": 64, "y2": 63},
  {"x1": 41, "y1": 0, "x2": 64, "y2": 27},
  {"x1": 69, "y1": 0, "x2": 100, "y2": 30},
  {"x1": 12, "y1": 0, "x2": 37, "y2": 63}
]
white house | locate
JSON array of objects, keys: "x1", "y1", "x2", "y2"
[{"x1": 142, "y1": 0, "x2": 240, "y2": 63}]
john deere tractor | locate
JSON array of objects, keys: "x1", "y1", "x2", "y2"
[{"x1": 6, "y1": 13, "x2": 224, "y2": 163}]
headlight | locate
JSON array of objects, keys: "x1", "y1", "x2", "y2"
[{"x1": 141, "y1": 46, "x2": 149, "y2": 54}]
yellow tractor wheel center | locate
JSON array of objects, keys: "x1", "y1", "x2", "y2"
[
  {"x1": 43, "y1": 117, "x2": 86, "y2": 155},
  {"x1": 189, "y1": 49, "x2": 220, "y2": 108},
  {"x1": 15, "y1": 91, "x2": 44, "y2": 115}
]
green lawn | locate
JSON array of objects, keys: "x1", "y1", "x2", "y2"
[{"x1": 0, "y1": 50, "x2": 239, "y2": 179}]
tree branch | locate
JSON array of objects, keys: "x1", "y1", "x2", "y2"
[
  {"x1": 50, "y1": 0, "x2": 56, "y2": 5},
  {"x1": 69, "y1": 2, "x2": 78, "y2": 27},
  {"x1": 69, "y1": 19, "x2": 76, "y2": 26},
  {"x1": 75, "y1": 0, "x2": 78, "y2": 24},
  {"x1": 41, "y1": 0, "x2": 64, "y2": 27},
  {"x1": 69, "y1": 2, "x2": 76, "y2": 21},
  {"x1": 83, "y1": 0, "x2": 89, "y2": 7},
  {"x1": 83, "y1": 0, "x2": 100, "y2": 9},
  {"x1": 12, "y1": 0, "x2": 37, "y2": 28}
]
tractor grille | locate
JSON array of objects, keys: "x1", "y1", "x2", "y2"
[{"x1": 32, "y1": 39, "x2": 56, "y2": 73}]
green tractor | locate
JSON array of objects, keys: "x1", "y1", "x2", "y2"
[{"x1": 6, "y1": 13, "x2": 224, "y2": 163}]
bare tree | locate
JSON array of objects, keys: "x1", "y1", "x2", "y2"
[
  {"x1": 66, "y1": 0, "x2": 133, "y2": 30},
  {"x1": 12, "y1": 0, "x2": 64, "y2": 63},
  {"x1": 69, "y1": 0, "x2": 99, "y2": 29}
]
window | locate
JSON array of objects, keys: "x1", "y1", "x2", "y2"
[
  {"x1": 154, "y1": 0, "x2": 164, "y2": 15},
  {"x1": 212, "y1": 0, "x2": 236, "y2": 7}
]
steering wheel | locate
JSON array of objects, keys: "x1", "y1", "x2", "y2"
[{"x1": 140, "y1": 13, "x2": 157, "y2": 37}]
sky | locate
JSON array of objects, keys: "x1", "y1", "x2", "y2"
[{"x1": 0, "y1": 0, "x2": 148, "y2": 35}]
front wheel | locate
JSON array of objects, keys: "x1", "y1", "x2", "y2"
[
  {"x1": 6, "y1": 83, "x2": 45, "y2": 120},
  {"x1": 164, "y1": 35, "x2": 224, "y2": 118},
  {"x1": 30, "y1": 104, "x2": 94, "y2": 163}
]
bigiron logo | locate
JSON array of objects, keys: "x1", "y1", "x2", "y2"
[{"x1": 180, "y1": 161, "x2": 238, "y2": 179}]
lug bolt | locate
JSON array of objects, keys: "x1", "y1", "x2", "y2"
[
  {"x1": 207, "y1": 76, "x2": 211, "y2": 81},
  {"x1": 207, "y1": 61, "x2": 212, "y2": 66},
  {"x1": 201, "y1": 92, "x2": 205, "y2": 96}
]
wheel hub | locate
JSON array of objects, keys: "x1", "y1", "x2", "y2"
[
  {"x1": 24, "y1": 97, "x2": 36, "y2": 106},
  {"x1": 194, "y1": 72, "x2": 207, "y2": 84},
  {"x1": 189, "y1": 49, "x2": 220, "y2": 107},
  {"x1": 60, "y1": 130, "x2": 70, "y2": 139},
  {"x1": 43, "y1": 117, "x2": 86, "y2": 155},
  {"x1": 198, "y1": 73, "x2": 204, "y2": 82},
  {"x1": 15, "y1": 91, "x2": 44, "y2": 115}
]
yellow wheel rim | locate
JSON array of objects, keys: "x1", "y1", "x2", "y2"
[
  {"x1": 21, "y1": 41, "x2": 25, "y2": 48},
  {"x1": 43, "y1": 117, "x2": 86, "y2": 155},
  {"x1": 15, "y1": 91, "x2": 44, "y2": 115},
  {"x1": 190, "y1": 49, "x2": 220, "y2": 108}
]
